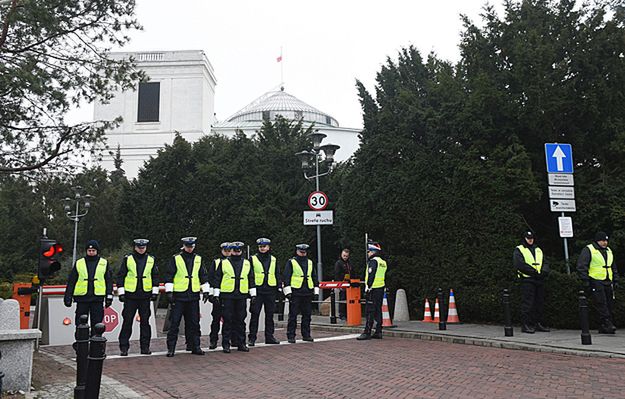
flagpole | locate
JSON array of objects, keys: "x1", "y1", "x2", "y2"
[{"x1": 280, "y1": 46, "x2": 284, "y2": 86}]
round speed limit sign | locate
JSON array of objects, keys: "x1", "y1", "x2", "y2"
[{"x1": 308, "y1": 191, "x2": 328, "y2": 211}]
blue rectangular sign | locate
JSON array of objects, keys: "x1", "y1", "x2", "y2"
[{"x1": 545, "y1": 143, "x2": 573, "y2": 174}]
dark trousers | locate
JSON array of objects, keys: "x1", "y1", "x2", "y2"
[
  {"x1": 184, "y1": 311, "x2": 201, "y2": 349},
  {"x1": 287, "y1": 295, "x2": 312, "y2": 339},
  {"x1": 209, "y1": 300, "x2": 222, "y2": 344},
  {"x1": 249, "y1": 292, "x2": 276, "y2": 341},
  {"x1": 339, "y1": 289, "x2": 347, "y2": 319},
  {"x1": 590, "y1": 280, "x2": 615, "y2": 322},
  {"x1": 222, "y1": 298, "x2": 246, "y2": 347},
  {"x1": 364, "y1": 288, "x2": 384, "y2": 334},
  {"x1": 166, "y1": 300, "x2": 200, "y2": 351},
  {"x1": 75, "y1": 301, "x2": 104, "y2": 333},
  {"x1": 520, "y1": 279, "x2": 545, "y2": 326},
  {"x1": 119, "y1": 298, "x2": 152, "y2": 351}
]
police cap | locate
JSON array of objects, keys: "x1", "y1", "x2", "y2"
[
  {"x1": 257, "y1": 237, "x2": 271, "y2": 245},
  {"x1": 367, "y1": 242, "x2": 382, "y2": 252},
  {"x1": 133, "y1": 238, "x2": 149, "y2": 247},
  {"x1": 230, "y1": 241, "x2": 244, "y2": 250},
  {"x1": 295, "y1": 243, "x2": 309, "y2": 251},
  {"x1": 220, "y1": 242, "x2": 231, "y2": 249},
  {"x1": 181, "y1": 237, "x2": 197, "y2": 246}
]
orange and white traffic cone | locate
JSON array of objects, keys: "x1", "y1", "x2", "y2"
[
  {"x1": 422, "y1": 298, "x2": 433, "y2": 322},
  {"x1": 432, "y1": 298, "x2": 440, "y2": 323},
  {"x1": 447, "y1": 289, "x2": 460, "y2": 324},
  {"x1": 382, "y1": 291, "x2": 396, "y2": 328}
]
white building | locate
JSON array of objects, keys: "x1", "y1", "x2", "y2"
[
  {"x1": 95, "y1": 50, "x2": 217, "y2": 176},
  {"x1": 95, "y1": 50, "x2": 360, "y2": 178}
]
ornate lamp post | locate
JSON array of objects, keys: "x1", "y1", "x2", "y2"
[{"x1": 63, "y1": 187, "x2": 93, "y2": 266}]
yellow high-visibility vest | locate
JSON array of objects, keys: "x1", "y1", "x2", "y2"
[
  {"x1": 252, "y1": 255, "x2": 277, "y2": 287},
  {"x1": 173, "y1": 254, "x2": 201, "y2": 292},
  {"x1": 220, "y1": 259, "x2": 251, "y2": 293},
  {"x1": 290, "y1": 258, "x2": 313, "y2": 289},
  {"x1": 587, "y1": 244, "x2": 613, "y2": 281},
  {"x1": 124, "y1": 255, "x2": 154, "y2": 292},
  {"x1": 365, "y1": 257, "x2": 387, "y2": 289},
  {"x1": 516, "y1": 245, "x2": 543, "y2": 278},
  {"x1": 74, "y1": 258, "x2": 107, "y2": 296}
]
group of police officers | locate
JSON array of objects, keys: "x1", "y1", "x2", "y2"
[{"x1": 63, "y1": 236, "x2": 388, "y2": 356}]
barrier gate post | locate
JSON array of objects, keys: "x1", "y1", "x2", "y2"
[{"x1": 346, "y1": 279, "x2": 362, "y2": 326}]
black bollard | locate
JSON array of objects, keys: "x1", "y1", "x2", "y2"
[
  {"x1": 74, "y1": 314, "x2": 90, "y2": 399},
  {"x1": 330, "y1": 289, "x2": 337, "y2": 324},
  {"x1": 503, "y1": 289, "x2": 513, "y2": 337},
  {"x1": 437, "y1": 288, "x2": 447, "y2": 331},
  {"x1": 579, "y1": 291, "x2": 592, "y2": 345},
  {"x1": 85, "y1": 323, "x2": 107, "y2": 399}
]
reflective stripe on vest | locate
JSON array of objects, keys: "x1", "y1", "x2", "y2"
[
  {"x1": 365, "y1": 257, "x2": 387, "y2": 289},
  {"x1": 74, "y1": 258, "x2": 107, "y2": 296},
  {"x1": 588, "y1": 244, "x2": 613, "y2": 281},
  {"x1": 516, "y1": 245, "x2": 543, "y2": 278},
  {"x1": 290, "y1": 258, "x2": 313, "y2": 289},
  {"x1": 173, "y1": 254, "x2": 201, "y2": 292},
  {"x1": 252, "y1": 255, "x2": 277, "y2": 287},
  {"x1": 124, "y1": 255, "x2": 154, "y2": 292},
  {"x1": 220, "y1": 259, "x2": 250, "y2": 293}
]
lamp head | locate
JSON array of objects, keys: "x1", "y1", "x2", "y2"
[
  {"x1": 320, "y1": 143, "x2": 340, "y2": 163},
  {"x1": 308, "y1": 131, "x2": 327, "y2": 150}
]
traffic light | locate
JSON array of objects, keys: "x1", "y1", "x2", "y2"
[{"x1": 38, "y1": 238, "x2": 63, "y2": 281}]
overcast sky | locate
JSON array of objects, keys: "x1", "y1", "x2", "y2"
[{"x1": 80, "y1": 0, "x2": 504, "y2": 129}]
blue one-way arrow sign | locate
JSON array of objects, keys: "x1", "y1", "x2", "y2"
[{"x1": 545, "y1": 143, "x2": 573, "y2": 174}]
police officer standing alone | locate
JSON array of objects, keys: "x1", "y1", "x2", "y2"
[
  {"x1": 207, "y1": 242, "x2": 231, "y2": 349},
  {"x1": 577, "y1": 231, "x2": 619, "y2": 334},
  {"x1": 357, "y1": 242, "x2": 387, "y2": 340},
  {"x1": 116, "y1": 239, "x2": 160, "y2": 355},
  {"x1": 164, "y1": 237, "x2": 210, "y2": 357},
  {"x1": 283, "y1": 244, "x2": 319, "y2": 344},
  {"x1": 334, "y1": 248, "x2": 353, "y2": 320},
  {"x1": 213, "y1": 241, "x2": 256, "y2": 353},
  {"x1": 513, "y1": 230, "x2": 550, "y2": 334},
  {"x1": 248, "y1": 238, "x2": 281, "y2": 346},
  {"x1": 64, "y1": 240, "x2": 113, "y2": 329}
]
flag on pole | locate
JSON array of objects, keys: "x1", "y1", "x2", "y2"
[{"x1": 276, "y1": 54, "x2": 282, "y2": 62}]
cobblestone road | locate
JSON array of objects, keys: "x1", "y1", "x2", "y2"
[{"x1": 37, "y1": 328, "x2": 625, "y2": 399}]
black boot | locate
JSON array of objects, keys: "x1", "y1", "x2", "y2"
[
  {"x1": 209, "y1": 341, "x2": 218, "y2": 350},
  {"x1": 248, "y1": 338, "x2": 256, "y2": 347},
  {"x1": 302, "y1": 336, "x2": 314, "y2": 342},
  {"x1": 166, "y1": 347, "x2": 175, "y2": 357},
  {"x1": 599, "y1": 319, "x2": 616, "y2": 334},
  {"x1": 222, "y1": 344, "x2": 231, "y2": 353},
  {"x1": 535, "y1": 323, "x2": 550, "y2": 332},
  {"x1": 191, "y1": 348, "x2": 205, "y2": 355},
  {"x1": 120, "y1": 348, "x2": 129, "y2": 356},
  {"x1": 140, "y1": 348, "x2": 152, "y2": 355},
  {"x1": 265, "y1": 336, "x2": 280, "y2": 344},
  {"x1": 371, "y1": 331, "x2": 383, "y2": 339},
  {"x1": 357, "y1": 333, "x2": 371, "y2": 341},
  {"x1": 287, "y1": 337, "x2": 296, "y2": 344},
  {"x1": 238, "y1": 344, "x2": 250, "y2": 352},
  {"x1": 521, "y1": 324, "x2": 535, "y2": 334}
]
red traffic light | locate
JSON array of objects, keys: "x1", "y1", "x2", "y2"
[{"x1": 42, "y1": 243, "x2": 63, "y2": 257}]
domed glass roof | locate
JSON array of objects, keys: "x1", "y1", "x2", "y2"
[{"x1": 226, "y1": 88, "x2": 339, "y2": 127}]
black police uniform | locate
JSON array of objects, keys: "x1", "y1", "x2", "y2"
[
  {"x1": 283, "y1": 253, "x2": 319, "y2": 342},
  {"x1": 64, "y1": 243, "x2": 113, "y2": 329},
  {"x1": 334, "y1": 255, "x2": 354, "y2": 319},
  {"x1": 248, "y1": 251, "x2": 281, "y2": 345},
  {"x1": 577, "y1": 236, "x2": 619, "y2": 333},
  {"x1": 513, "y1": 235, "x2": 550, "y2": 333},
  {"x1": 164, "y1": 250, "x2": 209, "y2": 355},
  {"x1": 116, "y1": 250, "x2": 159, "y2": 353},
  {"x1": 363, "y1": 255, "x2": 384, "y2": 337},
  {"x1": 207, "y1": 254, "x2": 226, "y2": 348},
  {"x1": 214, "y1": 253, "x2": 256, "y2": 352}
]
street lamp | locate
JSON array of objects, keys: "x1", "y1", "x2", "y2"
[
  {"x1": 62, "y1": 187, "x2": 93, "y2": 266},
  {"x1": 295, "y1": 130, "x2": 340, "y2": 288}
]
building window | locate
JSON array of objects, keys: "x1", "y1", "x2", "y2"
[
  {"x1": 262, "y1": 111, "x2": 270, "y2": 121},
  {"x1": 295, "y1": 110, "x2": 303, "y2": 120},
  {"x1": 325, "y1": 116, "x2": 332, "y2": 125},
  {"x1": 137, "y1": 82, "x2": 160, "y2": 122}
]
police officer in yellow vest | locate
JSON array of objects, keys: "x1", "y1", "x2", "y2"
[
  {"x1": 207, "y1": 242, "x2": 231, "y2": 349},
  {"x1": 116, "y1": 239, "x2": 160, "y2": 356},
  {"x1": 248, "y1": 237, "x2": 281, "y2": 346},
  {"x1": 357, "y1": 241, "x2": 387, "y2": 340},
  {"x1": 63, "y1": 240, "x2": 113, "y2": 330},
  {"x1": 164, "y1": 237, "x2": 210, "y2": 357},
  {"x1": 513, "y1": 230, "x2": 550, "y2": 334},
  {"x1": 577, "y1": 231, "x2": 619, "y2": 334},
  {"x1": 213, "y1": 241, "x2": 256, "y2": 353},
  {"x1": 283, "y1": 243, "x2": 319, "y2": 344}
]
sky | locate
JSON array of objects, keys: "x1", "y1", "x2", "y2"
[{"x1": 76, "y1": 0, "x2": 504, "y2": 129}]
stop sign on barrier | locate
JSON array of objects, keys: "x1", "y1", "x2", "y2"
[{"x1": 103, "y1": 306, "x2": 119, "y2": 332}]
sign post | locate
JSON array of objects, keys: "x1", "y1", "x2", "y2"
[{"x1": 545, "y1": 143, "x2": 574, "y2": 274}]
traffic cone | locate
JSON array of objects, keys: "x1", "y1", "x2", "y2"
[
  {"x1": 422, "y1": 298, "x2": 433, "y2": 322},
  {"x1": 382, "y1": 291, "x2": 396, "y2": 328},
  {"x1": 432, "y1": 298, "x2": 440, "y2": 323},
  {"x1": 447, "y1": 289, "x2": 460, "y2": 324}
]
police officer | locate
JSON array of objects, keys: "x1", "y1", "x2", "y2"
[
  {"x1": 513, "y1": 230, "x2": 550, "y2": 334},
  {"x1": 357, "y1": 242, "x2": 387, "y2": 340},
  {"x1": 63, "y1": 240, "x2": 113, "y2": 330},
  {"x1": 207, "y1": 242, "x2": 231, "y2": 349},
  {"x1": 283, "y1": 243, "x2": 319, "y2": 344},
  {"x1": 116, "y1": 239, "x2": 160, "y2": 356},
  {"x1": 334, "y1": 248, "x2": 353, "y2": 320},
  {"x1": 164, "y1": 237, "x2": 210, "y2": 357},
  {"x1": 248, "y1": 238, "x2": 281, "y2": 346},
  {"x1": 577, "y1": 231, "x2": 619, "y2": 334},
  {"x1": 214, "y1": 241, "x2": 256, "y2": 353}
]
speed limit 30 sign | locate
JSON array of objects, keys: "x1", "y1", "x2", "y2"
[{"x1": 308, "y1": 191, "x2": 328, "y2": 210}]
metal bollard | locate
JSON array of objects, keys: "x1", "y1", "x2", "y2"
[
  {"x1": 503, "y1": 289, "x2": 513, "y2": 337},
  {"x1": 437, "y1": 288, "x2": 446, "y2": 331},
  {"x1": 330, "y1": 289, "x2": 337, "y2": 324},
  {"x1": 74, "y1": 314, "x2": 90, "y2": 399},
  {"x1": 579, "y1": 291, "x2": 592, "y2": 345},
  {"x1": 85, "y1": 323, "x2": 107, "y2": 399}
]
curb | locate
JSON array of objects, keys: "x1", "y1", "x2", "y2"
[{"x1": 276, "y1": 321, "x2": 625, "y2": 359}]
